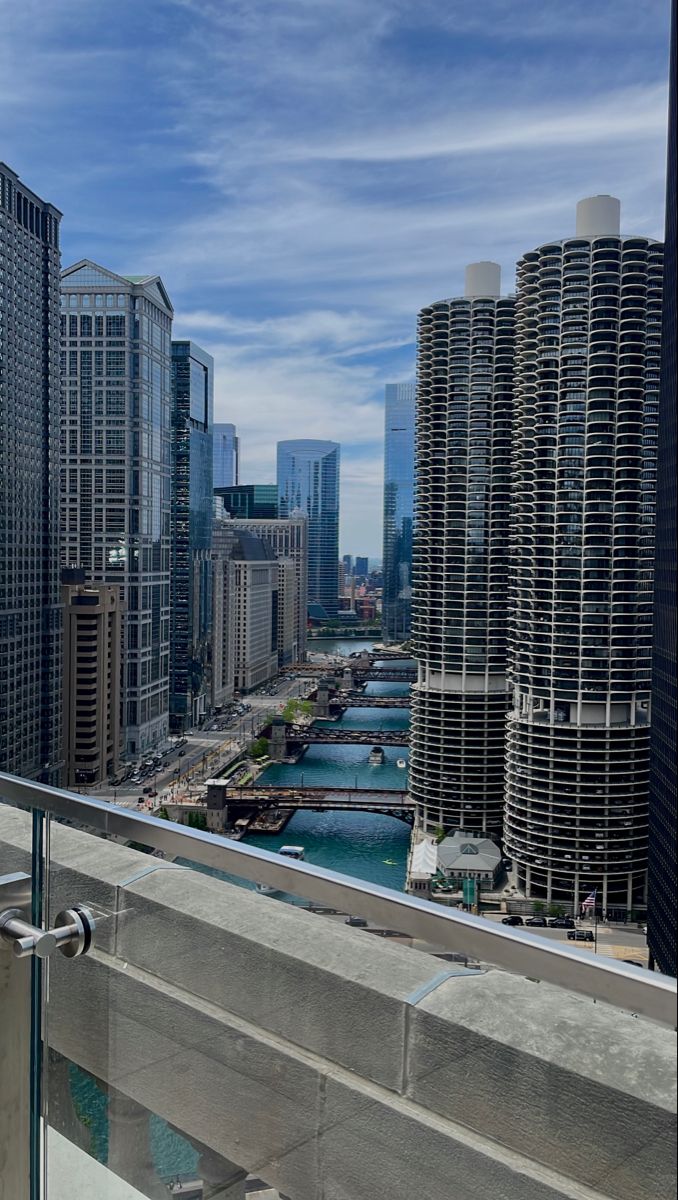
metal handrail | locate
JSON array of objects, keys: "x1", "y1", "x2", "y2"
[{"x1": 1, "y1": 771, "x2": 675, "y2": 1027}]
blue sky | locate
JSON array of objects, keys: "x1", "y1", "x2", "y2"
[{"x1": 0, "y1": 0, "x2": 671, "y2": 555}]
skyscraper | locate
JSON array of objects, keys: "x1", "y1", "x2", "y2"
[
  {"x1": 648, "y1": 0, "x2": 677, "y2": 977},
  {"x1": 60, "y1": 261, "x2": 174, "y2": 757},
  {"x1": 170, "y1": 340, "x2": 214, "y2": 733},
  {"x1": 228, "y1": 515, "x2": 308, "y2": 663},
  {"x1": 277, "y1": 440, "x2": 340, "y2": 619},
  {"x1": 382, "y1": 381, "x2": 416, "y2": 644},
  {"x1": 217, "y1": 484, "x2": 278, "y2": 519},
  {"x1": 0, "y1": 164, "x2": 63, "y2": 784},
  {"x1": 213, "y1": 423, "x2": 239, "y2": 490},
  {"x1": 410, "y1": 263, "x2": 515, "y2": 839},
  {"x1": 504, "y1": 197, "x2": 663, "y2": 913}
]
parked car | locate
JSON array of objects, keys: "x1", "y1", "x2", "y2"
[
  {"x1": 178, "y1": 750, "x2": 186, "y2": 757},
  {"x1": 567, "y1": 929, "x2": 594, "y2": 942},
  {"x1": 142, "y1": 786, "x2": 152, "y2": 795},
  {"x1": 526, "y1": 916, "x2": 547, "y2": 927},
  {"x1": 345, "y1": 915, "x2": 368, "y2": 927},
  {"x1": 502, "y1": 915, "x2": 524, "y2": 926},
  {"x1": 549, "y1": 917, "x2": 575, "y2": 929}
]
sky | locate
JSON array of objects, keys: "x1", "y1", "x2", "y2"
[{"x1": 0, "y1": 0, "x2": 671, "y2": 556}]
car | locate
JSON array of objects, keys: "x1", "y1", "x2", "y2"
[
  {"x1": 178, "y1": 750, "x2": 186, "y2": 757},
  {"x1": 501, "y1": 915, "x2": 524, "y2": 926},
  {"x1": 567, "y1": 929, "x2": 594, "y2": 942},
  {"x1": 185, "y1": 730, "x2": 194, "y2": 736},
  {"x1": 526, "y1": 916, "x2": 547, "y2": 927},
  {"x1": 548, "y1": 917, "x2": 575, "y2": 929},
  {"x1": 142, "y1": 786, "x2": 152, "y2": 795},
  {"x1": 345, "y1": 915, "x2": 368, "y2": 927}
]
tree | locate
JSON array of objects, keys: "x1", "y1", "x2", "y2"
[
  {"x1": 186, "y1": 811, "x2": 207, "y2": 830},
  {"x1": 547, "y1": 903, "x2": 565, "y2": 918},
  {"x1": 155, "y1": 806, "x2": 171, "y2": 821},
  {"x1": 248, "y1": 737, "x2": 269, "y2": 759},
  {"x1": 532, "y1": 900, "x2": 545, "y2": 914}
]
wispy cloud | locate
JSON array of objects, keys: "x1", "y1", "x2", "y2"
[{"x1": 0, "y1": 0, "x2": 670, "y2": 552}]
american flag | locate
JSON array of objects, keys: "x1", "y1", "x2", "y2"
[{"x1": 581, "y1": 890, "x2": 597, "y2": 912}]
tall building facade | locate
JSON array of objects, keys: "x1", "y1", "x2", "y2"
[
  {"x1": 217, "y1": 484, "x2": 278, "y2": 519},
  {"x1": 228, "y1": 531, "x2": 279, "y2": 692},
  {"x1": 277, "y1": 440, "x2": 340, "y2": 619},
  {"x1": 382, "y1": 381, "x2": 416, "y2": 644},
  {"x1": 170, "y1": 340, "x2": 214, "y2": 733},
  {"x1": 229, "y1": 516, "x2": 308, "y2": 662},
  {"x1": 0, "y1": 164, "x2": 63, "y2": 784},
  {"x1": 213, "y1": 423, "x2": 239, "y2": 489},
  {"x1": 60, "y1": 261, "x2": 173, "y2": 756},
  {"x1": 61, "y1": 570, "x2": 123, "y2": 787},
  {"x1": 648, "y1": 0, "x2": 677, "y2": 976},
  {"x1": 504, "y1": 197, "x2": 663, "y2": 911},
  {"x1": 410, "y1": 263, "x2": 515, "y2": 839}
]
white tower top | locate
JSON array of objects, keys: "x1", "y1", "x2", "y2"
[
  {"x1": 575, "y1": 195, "x2": 621, "y2": 237},
  {"x1": 464, "y1": 261, "x2": 501, "y2": 298}
]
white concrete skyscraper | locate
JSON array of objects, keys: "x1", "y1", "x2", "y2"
[
  {"x1": 410, "y1": 263, "x2": 515, "y2": 839},
  {"x1": 504, "y1": 197, "x2": 663, "y2": 913}
]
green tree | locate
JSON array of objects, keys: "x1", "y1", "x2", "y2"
[
  {"x1": 155, "y1": 806, "x2": 171, "y2": 821},
  {"x1": 532, "y1": 900, "x2": 545, "y2": 915},
  {"x1": 547, "y1": 903, "x2": 565, "y2": 918},
  {"x1": 186, "y1": 811, "x2": 207, "y2": 830},
  {"x1": 248, "y1": 737, "x2": 269, "y2": 759}
]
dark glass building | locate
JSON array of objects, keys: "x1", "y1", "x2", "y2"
[
  {"x1": 0, "y1": 163, "x2": 63, "y2": 784},
  {"x1": 277, "y1": 440, "x2": 340, "y2": 619},
  {"x1": 382, "y1": 382, "x2": 415, "y2": 643},
  {"x1": 648, "y1": 0, "x2": 677, "y2": 977},
  {"x1": 217, "y1": 484, "x2": 278, "y2": 519},
  {"x1": 170, "y1": 341, "x2": 214, "y2": 732}
]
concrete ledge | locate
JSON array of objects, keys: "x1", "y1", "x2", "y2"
[{"x1": 1, "y1": 808, "x2": 676, "y2": 1200}]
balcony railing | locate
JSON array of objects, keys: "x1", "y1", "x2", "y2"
[{"x1": 1, "y1": 772, "x2": 676, "y2": 1200}]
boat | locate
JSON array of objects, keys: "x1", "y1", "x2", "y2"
[
  {"x1": 368, "y1": 745, "x2": 385, "y2": 765},
  {"x1": 255, "y1": 845, "x2": 305, "y2": 893},
  {"x1": 396, "y1": 757, "x2": 407, "y2": 769}
]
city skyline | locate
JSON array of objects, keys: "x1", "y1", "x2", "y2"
[{"x1": 0, "y1": 0, "x2": 670, "y2": 555}]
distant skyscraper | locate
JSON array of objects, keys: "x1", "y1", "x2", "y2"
[
  {"x1": 342, "y1": 554, "x2": 353, "y2": 578},
  {"x1": 354, "y1": 557, "x2": 369, "y2": 579},
  {"x1": 217, "y1": 484, "x2": 278, "y2": 519},
  {"x1": 382, "y1": 382, "x2": 415, "y2": 644},
  {"x1": 0, "y1": 164, "x2": 63, "y2": 784},
  {"x1": 504, "y1": 198, "x2": 663, "y2": 913},
  {"x1": 648, "y1": 0, "x2": 677, "y2": 977},
  {"x1": 213, "y1": 423, "x2": 239, "y2": 489},
  {"x1": 228, "y1": 516, "x2": 308, "y2": 663},
  {"x1": 410, "y1": 263, "x2": 515, "y2": 840},
  {"x1": 60, "y1": 261, "x2": 174, "y2": 756},
  {"x1": 277, "y1": 440, "x2": 340, "y2": 619},
  {"x1": 170, "y1": 340, "x2": 214, "y2": 733}
]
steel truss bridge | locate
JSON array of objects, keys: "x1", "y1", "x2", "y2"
[
  {"x1": 218, "y1": 784, "x2": 414, "y2": 823},
  {"x1": 286, "y1": 725, "x2": 409, "y2": 746}
]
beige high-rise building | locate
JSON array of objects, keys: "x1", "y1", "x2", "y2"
[
  {"x1": 62, "y1": 570, "x2": 123, "y2": 787},
  {"x1": 228, "y1": 516, "x2": 308, "y2": 662}
]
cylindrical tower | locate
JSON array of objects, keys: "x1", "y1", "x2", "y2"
[
  {"x1": 504, "y1": 197, "x2": 663, "y2": 913},
  {"x1": 410, "y1": 264, "x2": 515, "y2": 839}
]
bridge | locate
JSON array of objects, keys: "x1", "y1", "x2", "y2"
[
  {"x1": 286, "y1": 725, "x2": 409, "y2": 746},
  {"x1": 331, "y1": 692, "x2": 410, "y2": 709},
  {"x1": 289, "y1": 663, "x2": 415, "y2": 682},
  {"x1": 207, "y1": 782, "x2": 414, "y2": 823}
]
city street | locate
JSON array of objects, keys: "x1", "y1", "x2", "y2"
[{"x1": 82, "y1": 673, "x2": 314, "y2": 809}]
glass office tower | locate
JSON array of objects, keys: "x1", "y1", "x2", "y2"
[
  {"x1": 217, "y1": 484, "x2": 278, "y2": 519},
  {"x1": 410, "y1": 264, "x2": 515, "y2": 840},
  {"x1": 382, "y1": 382, "x2": 415, "y2": 644},
  {"x1": 170, "y1": 341, "x2": 214, "y2": 733},
  {"x1": 60, "y1": 261, "x2": 173, "y2": 756},
  {"x1": 0, "y1": 163, "x2": 63, "y2": 784},
  {"x1": 648, "y1": 0, "x2": 677, "y2": 977},
  {"x1": 504, "y1": 198, "x2": 663, "y2": 912},
  {"x1": 213, "y1": 423, "x2": 239, "y2": 489},
  {"x1": 277, "y1": 440, "x2": 340, "y2": 619}
]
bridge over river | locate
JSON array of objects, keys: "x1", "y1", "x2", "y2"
[
  {"x1": 286, "y1": 663, "x2": 416, "y2": 682},
  {"x1": 206, "y1": 782, "x2": 414, "y2": 823},
  {"x1": 329, "y1": 691, "x2": 410, "y2": 709},
  {"x1": 286, "y1": 725, "x2": 409, "y2": 746}
]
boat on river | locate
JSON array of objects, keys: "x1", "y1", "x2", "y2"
[
  {"x1": 255, "y1": 845, "x2": 305, "y2": 893},
  {"x1": 368, "y1": 745, "x2": 385, "y2": 765},
  {"x1": 396, "y1": 757, "x2": 407, "y2": 769}
]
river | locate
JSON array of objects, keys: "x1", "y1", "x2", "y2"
[{"x1": 244, "y1": 639, "x2": 412, "y2": 892}]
